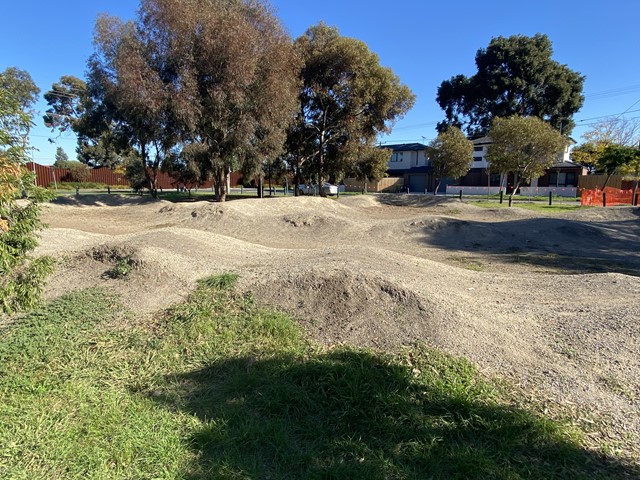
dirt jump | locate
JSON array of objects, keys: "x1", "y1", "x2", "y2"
[{"x1": 37, "y1": 193, "x2": 640, "y2": 461}]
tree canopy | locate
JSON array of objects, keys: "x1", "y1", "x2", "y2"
[
  {"x1": 573, "y1": 118, "x2": 640, "y2": 181},
  {"x1": 83, "y1": 0, "x2": 299, "y2": 201},
  {"x1": 436, "y1": 34, "x2": 584, "y2": 137},
  {"x1": 289, "y1": 23, "x2": 415, "y2": 193},
  {"x1": 486, "y1": 116, "x2": 567, "y2": 196},
  {"x1": 0, "y1": 67, "x2": 40, "y2": 115},
  {"x1": 428, "y1": 127, "x2": 474, "y2": 194}
]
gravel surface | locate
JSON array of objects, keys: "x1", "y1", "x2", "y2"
[{"x1": 37, "y1": 193, "x2": 640, "y2": 461}]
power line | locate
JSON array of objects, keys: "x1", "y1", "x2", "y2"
[{"x1": 577, "y1": 108, "x2": 640, "y2": 123}]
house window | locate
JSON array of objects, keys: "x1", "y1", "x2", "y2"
[
  {"x1": 474, "y1": 146, "x2": 483, "y2": 152},
  {"x1": 415, "y1": 152, "x2": 419, "y2": 166},
  {"x1": 473, "y1": 156, "x2": 483, "y2": 162},
  {"x1": 565, "y1": 172, "x2": 576, "y2": 186}
]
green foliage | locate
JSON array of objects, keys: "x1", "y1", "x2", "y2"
[
  {"x1": 429, "y1": 126, "x2": 474, "y2": 191},
  {"x1": 66, "y1": 161, "x2": 91, "y2": 183},
  {"x1": 161, "y1": 149, "x2": 205, "y2": 193},
  {"x1": 0, "y1": 83, "x2": 54, "y2": 315},
  {"x1": 291, "y1": 23, "x2": 415, "y2": 190},
  {"x1": 487, "y1": 116, "x2": 568, "y2": 193},
  {"x1": 0, "y1": 284, "x2": 632, "y2": 479},
  {"x1": 437, "y1": 34, "x2": 584, "y2": 136},
  {"x1": 351, "y1": 146, "x2": 391, "y2": 184},
  {"x1": 598, "y1": 144, "x2": 640, "y2": 178},
  {"x1": 123, "y1": 155, "x2": 147, "y2": 191},
  {"x1": 43, "y1": 75, "x2": 86, "y2": 135},
  {"x1": 53, "y1": 146, "x2": 69, "y2": 166},
  {"x1": 197, "y1": 272, "x2": 240, "y2": 291},
  {"x1": 107, "y1": 258, "x2": 134, "y2": 278},
  {"x1": 0, "y1": 67, "x2": 40, "y2": 114}
]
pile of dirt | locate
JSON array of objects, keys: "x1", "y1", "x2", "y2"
[{"x1": 250, "y1": 270, "x2": 443, "y2": 349}]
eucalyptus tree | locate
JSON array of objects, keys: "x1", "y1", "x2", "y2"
[
  {"x1": 437, "y1": 34, "x2": 584, "y2": 137},
  {"x1": 291, "y1": 23, "x2": 415, "y2": 194},
  {"x1": 146, "y1": 0, "x2": 301, "y2": 202},
  {"x1": 44, "y1": 75, "x2": 129, "y2": 168}
]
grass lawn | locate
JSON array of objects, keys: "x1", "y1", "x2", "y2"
[
  {"x1": 0, "y1": 275, "x2": 634, "y2": 479},
  {"x1": 468, "y1": 200, "x2": 584, "y2": 213}
]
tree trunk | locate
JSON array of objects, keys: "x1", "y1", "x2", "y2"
[
  {"x1": 434, "y1": 180, "x2": 441, "y2": 196},
  {"x1": 509, "y1": 180, "x2": 522, "y2": 207},
  {"x1": 318, "y1": 131, "x2": 326, "y2": 197},
  {"x1": 211, "y1": 165, "x2": 225, "y2": 202},
  {"x1": 294, "y1": 165, "x2": 301, "y2": 197}
]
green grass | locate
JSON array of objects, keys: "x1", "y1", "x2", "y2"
[
  {"x1": 0, "y1": 277, "x2": 634, "y2": 479},
  {"x1": 469, "y1": 200, "x2": 584, "y2": 213},
  {"x1": 448, "y1": 255, "x2": 485, "y2": 271}
]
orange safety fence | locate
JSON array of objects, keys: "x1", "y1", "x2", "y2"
[{"x1": 580, "y1": 186, "x2": 637, "y2": 207}]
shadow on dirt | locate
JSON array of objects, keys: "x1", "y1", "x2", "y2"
[
  {"x1": 423, "y1": 216, "x2": 640, "y2": 276},
  {"x1": 375, "y1": 193, "x2": 456, "y2": 208},
  {"x1": 149, "y1": 350, "x2": 637, "y2": 479},
  {"x1": 50, "y1": 194, "x2": 160, "y2": 207}
]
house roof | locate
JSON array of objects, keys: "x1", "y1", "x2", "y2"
[
  {"x1": 382, "y1": 143, "x2": 427, "y2": 152},
  {"x1": 550, "y1": 160, "x2": 584, "y2": 169}
]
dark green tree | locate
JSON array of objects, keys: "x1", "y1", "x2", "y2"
[
  {"x1": 44, "y1": 75, "x2": 129, "y2": 168},
  {"x1": 487, "y1": 116, "x2": 567, "y2": 203},
  {"x1": 437, "y1": 34, "x2": 584, "y2": 137},
  {"x1": 0, "y1": 86, "x2": 54, "y2": 314},
  {"x1": 161, "y1": 148, "x2": 206, "y2": 197},
  {"x1": 428, "y1": 127, "x2": 474, "y2": 194},
  {"x1": 291, "y1": 23, "x2": 415, "y2": 195}
]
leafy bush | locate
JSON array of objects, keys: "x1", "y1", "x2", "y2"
[{"x1": 0, "y1": 87, "x2": 54, "y2": 314}]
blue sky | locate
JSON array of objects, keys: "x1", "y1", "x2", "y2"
[{"x1": 2, "y1": 0, "x2": 639, "y2": 165}]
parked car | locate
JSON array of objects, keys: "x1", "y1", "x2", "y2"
[
  {"x1": 297, "y1": 184, "x2": 316, "y2": 195},
  {"x1": 322, "y1": 183, "x2": 338, "y2": 195}
]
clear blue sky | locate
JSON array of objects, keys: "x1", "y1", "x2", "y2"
[{"x1": 2, "y1": 0, "x2": 639, "y2": 165}]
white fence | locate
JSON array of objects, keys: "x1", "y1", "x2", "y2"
[
  {"x1": 445, "y1": 185, "x2": 578, "y2": 197},
  {"x1": 519, "y1": 187, "x2": 577, "y2": 197},
  {"x1": 446, "y1": 186, "x2": 502, "y2": 195}
]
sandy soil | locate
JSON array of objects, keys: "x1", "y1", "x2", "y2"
[{"x1": 37, "y1": 193, "x2": 640, "y2": 461}]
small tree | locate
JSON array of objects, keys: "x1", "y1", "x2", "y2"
[
  {"x1": 0, "y1": 87, "x2": 54, "y2": 314},
  {"x1": 351, "y1": 146, "x2": 391, "y2": 193},
  {"x1": 428, "y1": 127, "x2": 474, "y2": 194},
  {"x1": 597, "y1": 144, "x2": 640, "y2": 189},
  {"x1": 67, "y1": 162, "x2": 91, "y2": 183},
  {"x1": 487, "y1": 116, "x2": 567, "y2": 203}
]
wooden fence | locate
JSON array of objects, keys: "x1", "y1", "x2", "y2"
[
  {"x1": 26, "y1": 162, "x2": 243, "y2": 190},
  {"x1": 577, "y1": 174, "x2": 635, "y2": 192},
  {"x1": 342, "y1": 177, "x2": 403, "y2": 193}
]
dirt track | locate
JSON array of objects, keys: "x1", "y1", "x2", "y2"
[{"x1": 37, "y1": 193, "x2": 640, "y2": 461}]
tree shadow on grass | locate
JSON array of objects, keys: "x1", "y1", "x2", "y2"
[
  {"x1": 150, "y1": 350, "x2": 637, "y2": 479},
  {"x1": 422, "y1": 216, "x2": 640, "y2": 276}
]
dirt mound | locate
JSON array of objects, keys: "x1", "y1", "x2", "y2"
[
  {"x1": 249, "y1": 270, "x2": 444, "y2": 349},
  {"x1": 36, "y1": 193, "x2": 640, "y2": 460}
]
